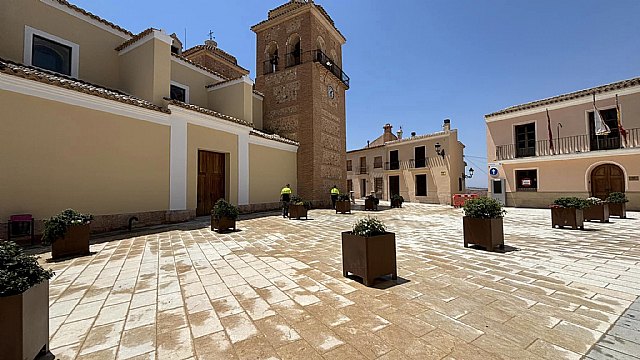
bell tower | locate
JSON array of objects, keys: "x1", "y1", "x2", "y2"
[{"x1": 252, "y1": 0, "x2": 349, "y2": 206}]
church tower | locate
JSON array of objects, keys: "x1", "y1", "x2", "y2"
[{"x1": 252, "y1": 0, "x2": 349, "y2": 206}]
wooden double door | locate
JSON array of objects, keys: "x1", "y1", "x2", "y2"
[
  {"x1": 590, "y1": 164, "x2": 624, "y2": 200},
  {"x1": 197, "y1": 150, "x2": 226, "y2": 216}
]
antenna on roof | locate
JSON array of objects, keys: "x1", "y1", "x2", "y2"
[{"x1": 184, "y1": 28, "x2": 187, "y2": 49}]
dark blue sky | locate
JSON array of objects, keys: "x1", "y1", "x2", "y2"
[{"x1": 73, "y1": 0, "x2": 640, "y2": 187}]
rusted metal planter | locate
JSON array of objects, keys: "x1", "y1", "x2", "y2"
[
  {"x1": 551, "y1": 208, "x2": 584, "y2": 230},
  {"x1": 462, "y1": 217, "x2": 504, "y2": 252},
  {"x1": 0, "y1": 280, "x2": 49, "y2": 360},
  {"x1": 51, "y1": 223, "x2": 90, "y2": 259},
  {"x1": 342, "y1": 231, "x2": 397, "y2": 286},
  {"x1": 211, "y1": 216, "x2": 236, "y2": 232},
  {"x1": 608, "y1": 203, "x2": 627, "y2": 218},
  {"x1": 583, "y1": 204, "x2": 610, "y2": 223},
  {"x1": 364, "y1": 198, "x2": 378, "y2": 211},
  {"x1": 335, "y1": 200, "x2": 351, "y2": 214},
  {"x1": 288, "y1": 204, "x2": 308, "y2": 219},
  {"x1": 391, "y1": 199, "x2": 403, "y2": 208}
]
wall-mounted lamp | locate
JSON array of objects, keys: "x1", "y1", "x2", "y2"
[
  {"x1": 463, "y1": 168, "x2": 474, "y2": 179},
  {"x1": 435, "y1": 142, "x2": 445, "y2": 158}
]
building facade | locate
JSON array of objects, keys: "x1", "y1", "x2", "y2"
[
  {"x1": 252, "y1": 0, "x2": 349, "y2": 207},
  {"x1": 0, "y1": 0, "x2": 304, "y2": 235},
  {"x1": 485, "y1": 77, "x2": 640, "y2": 210},
  {"x1": 346, "y1": 121, "x2": 467, "y2": 205}
]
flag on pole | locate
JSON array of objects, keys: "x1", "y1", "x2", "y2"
[
  {"x1": 593, "y1": 93, "x2": 610, "y2": 136},
  {"x1": 616, "y1": 94, "x2": 627, "y2": 146},
  {"x1": 546, "y1": 108, "x2": 554, "y2": 153}
]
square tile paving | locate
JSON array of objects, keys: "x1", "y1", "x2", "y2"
[{"x1": 41, "y1": 204, "x2": 640, "y2": 359}]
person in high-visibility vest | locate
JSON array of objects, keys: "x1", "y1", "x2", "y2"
[
  {"x1": 280, "y1": 184, "x2": 292, "y2": 218},
  {"x1": 330, "y1": 185, "x2": 340, "y2": 209}
]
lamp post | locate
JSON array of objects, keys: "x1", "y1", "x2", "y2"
[{"x1": 463, "y1": 168, "x2": 474, "y2": 179}]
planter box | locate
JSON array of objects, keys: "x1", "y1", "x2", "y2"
[
  {"x1": 335, "y1": 200, "x2": 351, "y2": 214},
  {"x1": 551, "y1": 208, "x2": 584, "y2": 230},
  {"x1": 288, "y1": 204, "x2": 308, "y2": 219},
  {"x1": 463, "y1": 217, "x2": 504, "y2": 252},
  {"x1": 609, "y1": 203, "x2": 627, "y2": 218},
  {"x1": 391, "y1": 199, "x2": 403, "y2": 208},
  {"x1": 51, "y1": 223, "x2": 90, "y2": 259},
  {"x1": 0, "y1": 280, "x2": 49, "y2": 360},
  {"x1": 342, "y1": 232, "x2": 397, "y2": 286},
  {"x1": 583, "y1": 204, "x2": 610, "y2": 222},
  {"x1": 365, "y1": 198, "x2": 378, "y2": 211},
  {"x1": 211, "y1": 215, "x2": 236, "y2": 232}
]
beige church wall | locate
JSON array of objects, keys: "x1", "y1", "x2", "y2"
[
  {"x1": 0, "y1": 90, "x2": 171, "y2": 222},
  {"x1": 252, "y1": 96, "x2": 263, "y2": 130},
  {"x1": 151, "y1": 38, "x2": 171, "y2": 106},
  {"x1": 249, "y1": 144, "x2": 297, "y2": 205},
  {"x1": 208, "y1": 81, "x2": 253, "y2": 125},
  {"x1": 170, "y1": 60, "x2": 210, "y2": 108},
  {"x1": 0, "y1": 0, "x2": 127, "y2": 89},
  {"x1": 119, "y1": 40, "x2": 156, "y2": 104},
  {"x1": 186, "y1": 124, "x2": 239, "y2": 208}
]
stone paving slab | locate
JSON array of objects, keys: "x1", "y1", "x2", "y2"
[{"x1": 38, "y1": 204, "x2": 640, "y2": 359}]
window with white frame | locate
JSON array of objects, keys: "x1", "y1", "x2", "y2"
[
  {"x1": 170, "y1": 82, "x2": 190, "y2": 103},
  {"x1": 24, "y1": 26, "x2": 79, "y2": 77}
]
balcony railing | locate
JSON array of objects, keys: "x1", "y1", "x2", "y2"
[
  {"x1": 262, "y1": 50, "x2": 350, "y2": 89},
  {"x1": 312, "y1": 50, "x2": 350, "y2": 89},
  {"x1": 495, "y1": 128, "x2": 640, "y2": 161},
  {"x1": 358, "y1": 166, "x2": 368, "y2": 175},
  {"x1": 384, "y1": 159, "x2": 416, "y2": 170}
]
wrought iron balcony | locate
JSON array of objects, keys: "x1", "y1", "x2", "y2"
[
  {"x1": 384, "y1": 159, "x2": 416, "y2": 170},
  {"x1": 495, "y1": 128, "x2": 640, "y2": 161},
  {"x1": 311, "y1": 50, "x2": 350, "y2": 89},
  {"x1": 358, "y1": 166, "x2": 368, "y2": 175},
  {"x1": 262, "y1": 50, "x2": 350, "y2": 89}
]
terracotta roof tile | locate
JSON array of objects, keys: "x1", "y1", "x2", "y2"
[
  {"x1": 114, "y1": 28, "x2": 156, "y2": 51},
  {"x1": 252, "y1": 1, "x2": 345, "y2": 40},
  {"x1": 250, "y1": 129, "x2": 299, "y2": 146},
  {"x1": 182, "y1": 45, "x2": 250, "y2": 74},
  {"x1": 165, "y1": 98, "x2": 252, "y2": 127},
  {"x1": 204, "y1": 77, "x2": 244, "y2": 89},
  {"x1": 52, "y1": 0, "x2": 133, "y2": 36},
  {"x1": 171, "y1": 53, "x2": 229, "y2": 81},
  {"x1": 486, "y1": 76, "x2": 640, "y2": 118},
  {"x1": 0, "y1": 58, "x2": 168, "y2": 113}
]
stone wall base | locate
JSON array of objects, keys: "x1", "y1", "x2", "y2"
[
  {"x1": 239, "y1": 202, "x2": 281, "y2": 214},
  {"x1": 505, "y1": 191, "x2": 640, "y2": 211}
]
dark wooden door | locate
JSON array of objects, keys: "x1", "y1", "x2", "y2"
[
  {"x1": 591, "y1": 164, "x2": 624, "y2": 200},
  {"x1": 389, "y1": 176, "x2": 400, "y2": 198},
  {"x1": 197, "y1": 151, "x2": 225, "y2": 216}
]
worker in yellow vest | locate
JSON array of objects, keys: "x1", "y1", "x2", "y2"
[
  {"x1": 280, "y1": 184, "x2": 292, "y2": 218},
  {"x1": 330, "y1": 185, "x2": 340, "y2": 209}
]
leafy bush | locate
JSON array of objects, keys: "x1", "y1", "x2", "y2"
[
  {"x1": 553, "y1": 197, "x2": 589, "y2": 209},
  {"x1": 463, "y1": 197, "x2": 505, "y2": 219},
  {"x1": 366, "y1": 194, "x2": 380, "y2": 205},
  {"x1": 337, "y1": 194, "x2": 351, "y2": 201},
  {"x1": 0, "y1": 241, "x2": 54, "y2": 297},
  {"x1": 391, "y1": 194, "x2": 404, "y2": 204},
  {"x1": 606, "y1": 192, "x2": 629, "y2": 204},
  {"x1": 585, "y1": 197, "x2": 604, "y2": 206},
  {"x1": 211, "y1": 199, "x2": 239, "y2": 220},
  {"x1": 352, "y1": 217, "x2": 386, "y2": 237},
  {"x1": 290, "y1": 195, "x2": 311, "y2": 209},
  {"x1": 42, "y1": 209, "x2": 93, "y2": 245}
]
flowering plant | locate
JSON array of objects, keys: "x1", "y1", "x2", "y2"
[
  {"x1": 585, "y1": 197, "x2": 604, "y2": 206},
  {"x1": 42, "y1": 209, "x2": 93, "y2": 244}
]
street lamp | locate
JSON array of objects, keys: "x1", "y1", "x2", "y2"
[
  {"x1": 435, "y1": 142, "x2": 445, "y2": 158},
  {"x1": 463, "y1": 167, "x2": 474, "y2": 179}
]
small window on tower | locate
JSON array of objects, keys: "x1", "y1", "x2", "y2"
[{"x1": 170, "y1": 83, "x2": 189, "y2": 103}]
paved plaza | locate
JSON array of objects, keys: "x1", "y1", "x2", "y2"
[{"x1": 41, "y1": 204, "x2": 640, "y2": 360}]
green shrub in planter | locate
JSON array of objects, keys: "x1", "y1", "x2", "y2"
[
  {"x1": 352, "y1": 217, "x2": 386, "y2": 237},
  {"x1": 366, "y1": 194, "x2": 380, "y2": 205},
  {"x1": 0, "y1": 241, "x2": 53, "y2": 297},
  {"x1": 585, "y1": 197, "x2": 604, "y2": 206},
  {"x1": 42, "y1": 209, "x2": 93, "y2": 245},
  {"x1": 553, "y1": 197, "x2": 589, "y2": 209},
  {"x1": 463, "y1": 197, "x2": 505, "y2": 219},
  {"x1": 606, "y1": 192, "x2": 629, "y2": 204},
  {"x1": 211, "y1": 199, "x2": 239, "y2": 220},
  {"x1": 337, "y1": 194, "x2": 351, "y2": 201},
  {"x1": 391, "y1": 194, "x2": 404, "y2": 203},
  {"x1": 290, "y1": 195, "x2": 311, "y2": 209}
]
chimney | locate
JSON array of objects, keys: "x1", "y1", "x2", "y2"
[
  {"x1": 443, "y1": 118, "x2": 451, "y2": 132},
  {"x1": 396, "y1": 126, "x2": 403, "y2": 140},
  {"x1": 367, "y1": 140, "x2": 370, "y2": 148},
  {"x1": 411, "y1": 131, "x2": 416, "y2": 137},
  {"x1": 382, "y1": 123, "x2": 394, "y2": 142}
]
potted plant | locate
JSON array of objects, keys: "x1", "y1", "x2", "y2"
[
  {"x1": 42, "y1": 209, "x2": 93, "y2": 260},
  {"x1": 606, "y1": 192, "x2": 628, "y2": 218},
  {"x1": 390, "y1": 194, "x2": 404, "y2": 208},
  {"x1": 583, "y1": 197, "x2": 610, "y2": 223},
  {"x1": 0, "y1": 241, "x2": 53, "y2": 359},
  {"x1": 462, "y1": 197, "x2": 505, "y2": 252},
  {"x1": 211, "y1": 199, "x2": 239, "y2": 233},
  {"x1": 365, "y1": 194, "x2": 379, "y2": 211},
  {"x1": 335, "y1": 194, "x2": 351, "y2": 214},
  {"x1": 342, "y1": 217, "x2": 397, "y2": 286},
  {"x1": 550, "y1": 197, "x2": 588, "y2": 230},
  {"x1": 288, "y1": 196, "x2": 310, "y2": 219}
]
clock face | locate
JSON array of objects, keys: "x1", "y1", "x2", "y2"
[{"x1": 328, "y1": 85, "x2": 335, "y2": 99}]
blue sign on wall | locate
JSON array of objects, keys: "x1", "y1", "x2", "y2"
[{"x1": 489, "y1": 167, "x2": 499, "y2": 177}]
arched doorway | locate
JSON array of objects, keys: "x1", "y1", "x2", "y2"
[{"x1": 590, "y1": 164, "x2": 625, "y2": 199}]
